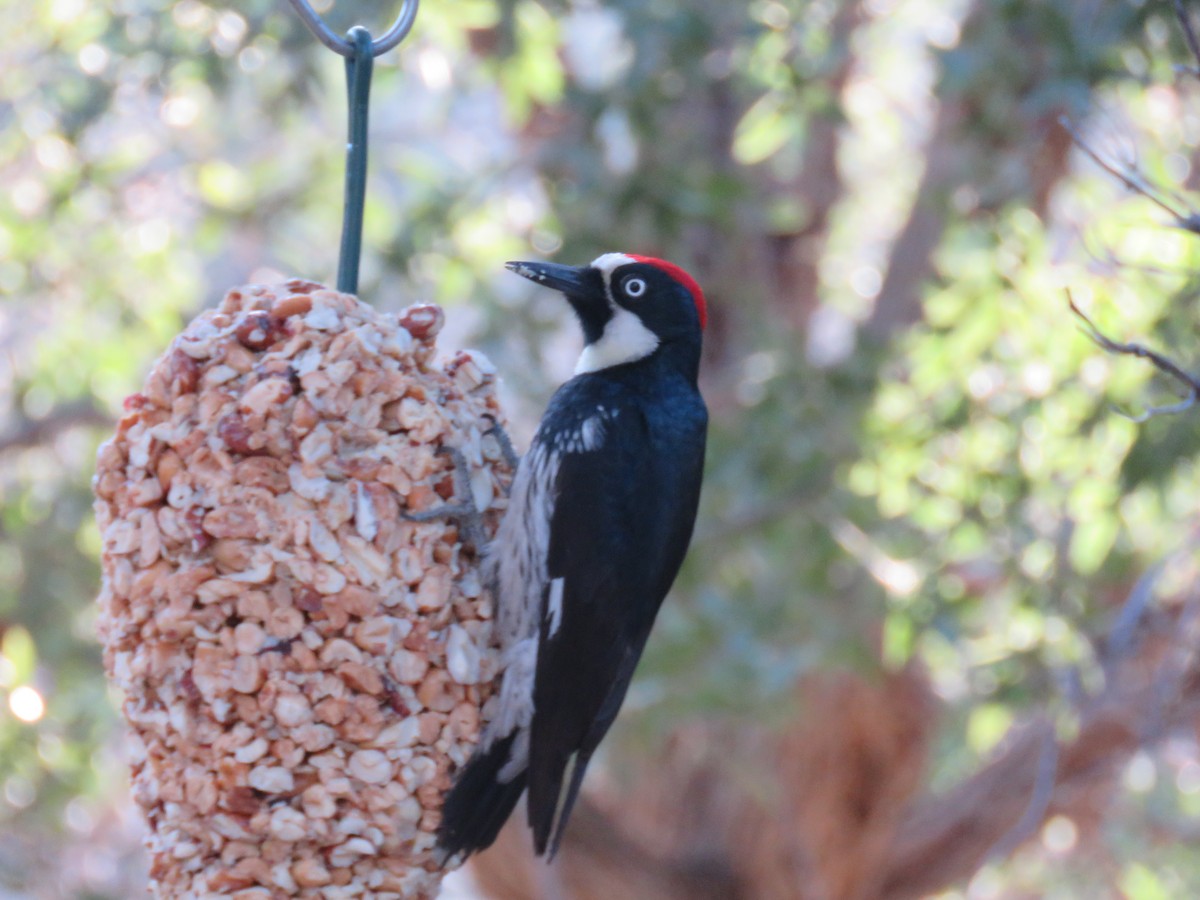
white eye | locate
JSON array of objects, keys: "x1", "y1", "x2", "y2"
[{"x1": 622, "y1": 276, "x2": 647, "y2": 298}]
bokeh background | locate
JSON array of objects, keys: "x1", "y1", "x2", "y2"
[{"x1": 5, "y1": 0, "x2": 1200, "y2": 897}]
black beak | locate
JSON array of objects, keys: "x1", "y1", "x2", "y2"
[
  {"x1": 505, "y1": 261, "x2": 592, "y2": 295},
  {"x1": 506, "y1": 260, "x2": 610, "y2": 343}
]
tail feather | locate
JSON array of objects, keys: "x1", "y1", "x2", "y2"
[
  {"x1": 527, "y1": 651, "x2": 639, "y2": 859},
  {"x1": 436, "y1": 732, "x2": 527, "y2": 863},
  {"x1": 529, "y1": 749, "x2": 592, "y2": 859}
]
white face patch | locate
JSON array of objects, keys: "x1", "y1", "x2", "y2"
[
  {"x1": 589, "y1": 252, "x2": 636, "y2": 281},
  {"x1": 575, "y1": 306, "x2": 660, "y2": 374},
  {"x1": 577, "y1": 253, "x2": 659, "y2": 373}
]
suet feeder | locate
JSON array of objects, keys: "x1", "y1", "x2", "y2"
[{"x1": 93, "y1": 3, "x2": 509, "y2": 896}]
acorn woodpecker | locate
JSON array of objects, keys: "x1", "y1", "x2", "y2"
[{"x1": 436, "y1": 253, "x2": 708, "y2": 861}]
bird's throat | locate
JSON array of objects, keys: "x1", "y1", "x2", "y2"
[{"x1": 574, "y1": 307, "x2": 660, "y2": 374}]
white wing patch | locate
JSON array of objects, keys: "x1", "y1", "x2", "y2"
[
  {"x1": 575, "y1": 306, "x2": 660, "y2": 374},
  {"x1": 490, "y1": 443, "x2": 558, "y2": 648},
  {"x1": 552, "y1": 407, "x2": 614, "y2": 454},
  {"x1": 546, "y1": 577, "x2": 565, "y2": 637},
  {"x1": 579, "y1": 415, "x2": 605, "y2": 450},
  {"x1": 475, "y1": 400, "x2": 618, "y2": 779},
  {"x1": 494, "y1": 637, "x2": 537, "y2": 782},
  {"x1": 478, "y1": 443, "x2": 559, "y2": 773}
]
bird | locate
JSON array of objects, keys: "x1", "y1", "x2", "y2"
[{"x1": 436, "y1": 252, "x2": 709, "y2": 862}]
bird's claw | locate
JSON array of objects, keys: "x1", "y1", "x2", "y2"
[
  {"x1": 403, "y1": 446, "x2": 488, "y2": 548},
  {"x1": 482, "y1": 415, "x2": 521, "y2": 481}
]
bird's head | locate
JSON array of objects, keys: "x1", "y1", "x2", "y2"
[{"x1": 506, "y1": 252, "x2": 707, "y2": 375}]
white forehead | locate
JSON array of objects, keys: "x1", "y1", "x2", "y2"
[{"x1": 590, "y1": 252, "x2": 636, "y2": 280}]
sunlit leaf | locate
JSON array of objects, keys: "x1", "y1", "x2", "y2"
[
  {"x1": 1120, "y1": 863, "x2": 1171, "y2": 900},
  {"x1": 882, "y1": 612, "x2": 915, "y2": 667},
  {"x1": 197, "y1": 160, "x2": 253, "y2": 210},
  {"x1": 1, "y1": 627, "x2": 37, "y2": 684},
  {"x1": 1069, "y1": 514, "x2": 1119, "y2": 576},
  {"x1": 732, "y1": 92, "x2": 794, "y2": 165},
  {"x1": 967, "y1": 703, "x2": 1014, "y2": 755}
]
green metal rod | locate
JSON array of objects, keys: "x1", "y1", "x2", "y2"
[{"x1": 337, "y1": 26, "x2": 374, "y2": 296}]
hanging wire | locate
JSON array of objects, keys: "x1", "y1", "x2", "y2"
[
  {"x1": 337, "y1": 26, "x2": 373, "y2": 295},
  {"x1": 286, "y1": 0, "x2": 420, "y2": 57},
  {"x1": 286, "y1": 0, "x2": 421, "y2": 294}
]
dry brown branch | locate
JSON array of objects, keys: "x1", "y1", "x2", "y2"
[
  {"x1": 1176, "y1": 0, "x2": 1200, "y2": 76},
  {"x1": 1082, "y1": 232, "x2": 1196, "y2": 280},
  {"x1": 1106, "y1": 558, "x2": 1167, "y2": 660},
  {"x1": 983, "y1": 721, "x2": 1059, "y2": 863},
  {"x1": 1069, "y1": 294, "x2": 1200, "y2": 421},
  {"x1": 1060, "y1": 115, "x2": 1200, "y2": 233}
]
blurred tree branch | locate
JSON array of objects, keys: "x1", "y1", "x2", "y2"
[
  {"x1": 0, "y1": 400, "x2": 110, "y2": 455},
  {"x1": 885, "y1": 572, "x2": 1200, "y2": 897},
  {"x1": 1069, "y1": 293, "x2": 1200, "y2": 421},
  {"x1": 1059, "y1": 1, "x2": 1200, "y2": 425},
  {"x1": 1175, "y1": 0, "x2": 1200, "y2": 78},
  {"x1": 1059, "y1": 116, "x2": 1200, "y2": 233}
]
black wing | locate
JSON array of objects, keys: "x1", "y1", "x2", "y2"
[{"x1": 526, "y1": 392, "x2": 705, "y2": 856}]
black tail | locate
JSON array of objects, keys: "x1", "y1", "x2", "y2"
[
  {"x1": 436, "y1": 732, "x2": 527, "y2": 863},
  {"x1": 529, "y1": 748, "x2": 592, "y2": 859}
]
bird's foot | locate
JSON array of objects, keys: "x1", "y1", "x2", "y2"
[
  {"x1": 483, "y1": 415, "x2": 521, "y2": 477},
  {"x1": 404, "y1": 446, "x2": 487, "y2": 548}
]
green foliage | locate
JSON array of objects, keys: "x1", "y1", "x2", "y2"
[{"x1": 1121, "y1": 863, "x2": 1173, "y2": 900}]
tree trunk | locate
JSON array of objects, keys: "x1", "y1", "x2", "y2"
[{"x1": 765, "y1": 0, "x2": 865, "y2": 332}]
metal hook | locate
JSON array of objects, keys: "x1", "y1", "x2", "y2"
[{"x1": 286, "y1": 0, "x2": 420, "y2": 57}]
